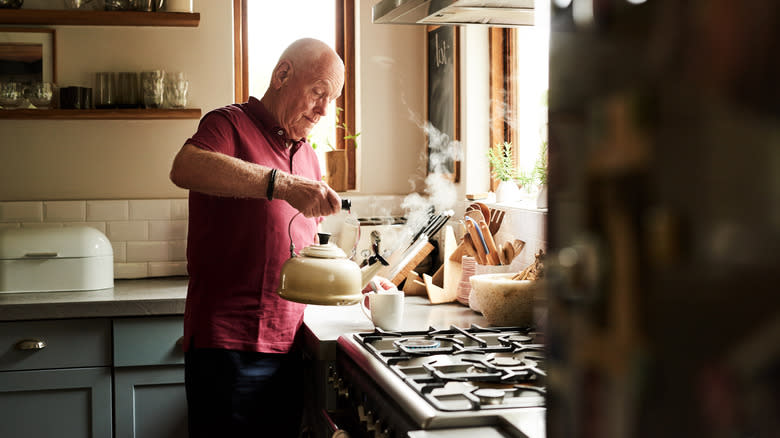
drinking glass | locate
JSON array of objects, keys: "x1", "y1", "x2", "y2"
[
  {"x1": 116, "y1": 72, "x2": 140, "y2": 108},
  {"x1": 29, "y1": 82, "x2": 53, "y2": 109},
  {"x1": 164, "y1": 72, "x2": 188, "y2": 108},
  {"x1": 95, "y1": 72, "x2": 116, "y2": 108},
  {"x1": 141, "y1": 70, "x2": 164, "y2": 108},
  {"x1": 0, "y1": 82, "x2": 22, "y2": 109}
]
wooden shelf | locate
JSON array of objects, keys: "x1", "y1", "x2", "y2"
[
  {"x1": 0, "y1": 9, "x2": 199, "y2": 27},
  {"x1": 0, "y1": 108, "x2": 202, "y2": 120}
]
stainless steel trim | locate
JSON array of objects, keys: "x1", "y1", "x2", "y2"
[{"x1": 372, "y1": 0, "x2": 535, "y2": 27}]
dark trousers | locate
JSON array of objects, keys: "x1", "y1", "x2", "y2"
[{"x1": 184, "y1": 347, "x2": 304, "y2": 438}]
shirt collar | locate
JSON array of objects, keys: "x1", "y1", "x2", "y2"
[{"x1": 246, "y1": 97, "x2": 304, "y2": 148}]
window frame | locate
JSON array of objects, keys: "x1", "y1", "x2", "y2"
[
  {"x1": 488, "y1": 27, "x2": 518, "y2": 192},
  {"x1": 233, "y1": 0, "x2": 357, "y2": 190}
]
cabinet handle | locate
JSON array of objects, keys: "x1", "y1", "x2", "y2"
[
  {"x1": 176, "y1": 336, "x2": 184, "y2": 347},
  {"x1": 16, "y1": 339, "x2": 47, "y2": 350}
]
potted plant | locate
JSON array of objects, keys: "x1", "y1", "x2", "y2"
[
  {"x1": 487, "y1": 141, "x2": 521, "y2": 203},
  {"x1": 310, "y1": 107, "x2": 360, "y2": 192},
  {"x1": 515, "y1": 140, "x2": 548, "y2": 208}
]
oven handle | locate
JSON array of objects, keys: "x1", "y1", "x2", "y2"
[{"x1": 321, "y1": 409, "x2": 350, "y2": 438}]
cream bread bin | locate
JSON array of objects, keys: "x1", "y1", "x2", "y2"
[{"x1": 0, "y1": 226, "x2": 114, "y2": 293}]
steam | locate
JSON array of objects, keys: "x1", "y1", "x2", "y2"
[{"x1": 399, "y1": 114, "x2": 461, "y2": 245}]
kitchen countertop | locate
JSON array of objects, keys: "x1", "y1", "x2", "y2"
[
  {"x1": 0, "y1": 277, "x2": 189, "y2": 321},
  {"x1": 0, "y1": 278, "x2": 490, "y2": 356}
]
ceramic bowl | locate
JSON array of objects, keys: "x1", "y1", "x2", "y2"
[{"x1": 469, "y1": 273, "x2": 546, "y2": 327}]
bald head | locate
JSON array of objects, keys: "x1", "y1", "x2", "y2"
[
  {"x1": 278, "y1": 38, "x2": 344, "y2": 75},
  {"x1": 261, "y1": 38, "x2": 345, "y2": 142}
]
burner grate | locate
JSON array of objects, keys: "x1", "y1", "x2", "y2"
[{"x1": 352, "y1": 325, "x2": 546, "y2": 411}]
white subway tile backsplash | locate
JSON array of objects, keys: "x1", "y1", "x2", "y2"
[
  {"x1": 114, "y1": 263, "x2": 149, "y2": 279},
  {"x1": 44, "y1": 201, "x2": 86, "y2": 222},
  {"x1": 22, "y1": 222, "x2": 63, "y2": 228},
  {"x1": 169, "y1": 240, "x2": 187, "y2": 261},
  {"x1": 130, "y1": 199, "x2": 171, "y2": 220},
  {"x1": 171, "y1": 199, "x2": 188, "y2": 219},
  {"x1": 2, "y1": 198, "x2": 192, "y2": 280},
  {"x1": 149, "y1": 220, "x2": 187, "y2": 241},
  {"x1": 107, "y1": 221, "x2": 149, "y2": 241},
  {"x1": 63, "y1": 222, "x2": 107, "y2": 234},
  {"x1": 111, "y1": 241, "x2": 127, "y2": 263},
  {"x1": 87, "y1": 200, "x2": 129, "y2": 221},
  {"x1": 127, "y1": 241, "x2": 169, "y2": 262},
  {"x1": 149, "y1": 262, "x2": 188, "y2": 277},
  {"x1": 0, "y1": 201, "x2": 43, "y2": 223}
]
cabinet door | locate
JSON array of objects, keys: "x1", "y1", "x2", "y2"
[
  {"x1": 0, "y1": 367, "x2": 112, "y2": 438},
  {"x1": 114, "y1": 366, "x2": 187, "y2": 438}
]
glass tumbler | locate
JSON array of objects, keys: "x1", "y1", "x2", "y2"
[
  {"x1": 29, "y1": 82, "x2": 53, "y2": 109},
  {"x1": 116, "y1": 72, "x2": 140, "y2": 108},
  {"x1": 0, "y1": 82, "x2": 22, "y2": 109},
  {"x1": 165, "y1": 72, "x2": 188, "y2": 108},
  {"x1": 141, "y1": 70, "x2": 164, "y2": 109},
  {"x1": 95, "y1": 72, "x2": 116, "y2": 109}
]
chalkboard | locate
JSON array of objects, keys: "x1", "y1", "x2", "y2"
[{"x1": 426, "y1": 25, "x2": 460, "y2": 180}]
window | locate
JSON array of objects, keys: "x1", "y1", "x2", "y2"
[
  {"x1": 489, "y1": 0, "x2": 549, "y2": 195},
  {"x1": 234, "y1": 0, "x2": 356, "y2": 188}
]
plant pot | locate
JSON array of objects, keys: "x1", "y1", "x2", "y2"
[
  {"x1": 324, "y1": 149, "x2": 348, "y2": 192},
  {"x1": 536, "y1": 184, "x2": 548, "y2": 209},
  {"x1": 495, "y1": 180, "x2": 521, "y2": 203}
]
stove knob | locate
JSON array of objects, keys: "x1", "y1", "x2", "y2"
[
  {"x1": 373, "y1": 420, "x2": 387, "y2": 438},
  {"x1": 327, "y1": 365, "x2": 336, "y2": 385},
  {"x1": 364, "y1": 410, "x2": 375, "y2": 431},
  {"x1": 336, "y1": 378, "x2": 349, "y2": 398}
]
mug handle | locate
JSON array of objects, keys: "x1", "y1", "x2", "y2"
[{"x1": 360, "y1": 291, "x2": 375, "y2": 322}]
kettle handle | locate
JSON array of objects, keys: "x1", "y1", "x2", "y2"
[{"x1": 360, "y1": 291, "x2": 376, "y2": 322}]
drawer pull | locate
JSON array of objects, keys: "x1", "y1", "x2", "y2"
[
  {"x1": 176, "y1": 336, "x2": 184, "y2": 347},
  {"x1": 16, "y1": 339, "x2": 47, "y2": 350}
]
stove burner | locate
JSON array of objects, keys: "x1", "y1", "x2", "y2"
[
  {"x1": 506, "y1": 335, "x2": 533, "y2": 343},
  {"x1": 493, "y1": 357, "x2": 523, "y2": 367},
  {"x1": 472, "y1": 388, "x2": 505, "y2": 405},
  {"x1": 404, "y1": 339, "x2": 441, "y2": 349}
]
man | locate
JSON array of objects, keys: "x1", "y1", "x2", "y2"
[{"x1": 169, "y1": 38, "x2": 344, "y2": 437}]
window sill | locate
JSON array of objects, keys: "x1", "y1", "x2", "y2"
[{"x1": 466, "y1": 192, "x2": 548, "y2": 213}]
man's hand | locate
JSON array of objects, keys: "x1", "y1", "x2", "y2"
[{"x1": 276, "y1": 172, "x2": 341, "y2": 218}]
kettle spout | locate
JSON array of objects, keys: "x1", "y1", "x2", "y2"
[{"x1": 360, "y1": 261, "x2": 386, "y2": 290}]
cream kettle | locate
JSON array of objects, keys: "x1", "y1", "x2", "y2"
[{"x1": 277, "y1": 233, "x2": 386, "y2": 306}]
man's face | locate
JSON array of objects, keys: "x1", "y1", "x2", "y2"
[{"x1": 278, "y1": 58, "x2": 344, "y2": 141}]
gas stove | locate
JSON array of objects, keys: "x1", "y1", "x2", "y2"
[{"x1": 333, "y1": 325, "x2": 546, "y2": 437}]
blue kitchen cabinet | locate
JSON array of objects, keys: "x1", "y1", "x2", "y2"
[
  {"x1": 0, "y1": 318, "x2": 113, "y2": 438},
  {"x1": 113, "y1": 315, "x2": 187, "y2": 438},
  {"x1": 0, "y1": 315, "x2": 188, "y2": 438}
]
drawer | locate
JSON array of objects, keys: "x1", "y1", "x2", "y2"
[
  {"x1": 0, "y1": 318, "x2": 112, "y2": 371},
  {"x1": 113, "y1": 316, "x2": 184, "y2": 367}
]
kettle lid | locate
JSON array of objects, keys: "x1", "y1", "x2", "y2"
[{"x1": 299, "y1": 233, "x2": 347, "y2": 259}]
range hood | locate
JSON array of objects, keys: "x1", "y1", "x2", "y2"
[{"x1": 372, "y1": 0, "x2": 535, "y2": 27}]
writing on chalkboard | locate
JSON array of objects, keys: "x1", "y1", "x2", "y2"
[{"x1": 434, "y1": 33, "x2": 450, "y2": 68}]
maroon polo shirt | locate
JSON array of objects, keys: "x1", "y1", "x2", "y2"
[{"x1": 182, "y1": 97, "x2": 321, "y2": 353}]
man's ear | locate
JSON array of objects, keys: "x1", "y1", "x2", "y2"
[{"x1": 271, "y1": 60, "x2": 293, "y2": 90}]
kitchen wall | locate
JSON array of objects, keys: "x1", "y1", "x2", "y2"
[
  {"x1": 0, "y1": 1, "x2": 434, "y2": 201},
  {"x1": 0, "y1": 1, "x2": 545, "y2": 278}
]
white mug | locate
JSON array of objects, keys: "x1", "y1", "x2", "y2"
[{"x1": 361, "y1": 290, "x2": 404, "y2": 331}]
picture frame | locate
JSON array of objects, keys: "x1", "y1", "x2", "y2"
[
  {"x1": 426, "y1": 25, "x2": 460, "y2": 181},
  {"x1": 0, "y1": 28, "x2": 57, "y2": 85}
]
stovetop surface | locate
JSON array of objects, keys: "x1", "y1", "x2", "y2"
[{"x1": 351, "y1": 324, "x2": 546, "y2": 412}]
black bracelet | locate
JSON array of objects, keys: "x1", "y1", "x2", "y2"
[{"x1": 267, "y1": 168, "x2": 278, "y2": 201}]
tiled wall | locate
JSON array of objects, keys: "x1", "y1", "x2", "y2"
[{"x1": 0, "y1": 199, "x2": 188, "y2": 279}]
